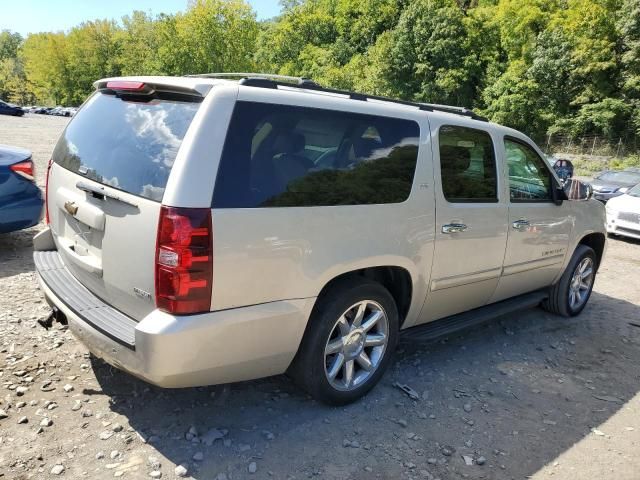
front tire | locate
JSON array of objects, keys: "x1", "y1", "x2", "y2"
[
  {"x1": 542, "y1": 245, "x2": 597, "y2": 317},
  {"x1": 289, "y1": 279, "x2": 399, "y2": 405}
]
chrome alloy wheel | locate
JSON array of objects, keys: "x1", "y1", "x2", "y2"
[
  {"x1": 568, "y1": 257, "x2": 594, "y2": 310},
  {"x1": 324, "y1": 300, "x2": 389, "y2": 391}
]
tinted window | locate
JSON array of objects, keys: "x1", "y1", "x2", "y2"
[
  {"x1": 505, "y1": 139, "x2": 552, "y2": 201},
  {"x1": 439, "y1": 125, "x2": 497, "y2": 202},
  {"x1": 212, "y1": 102, "x2": 420, "y2": 208},
  {"x1": 52, "y1": 92, "x2": 201, "y2": 202}
]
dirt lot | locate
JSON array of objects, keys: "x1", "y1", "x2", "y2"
[{"x1": 1, "y1": 114, "x2": 639, "y2": 480}]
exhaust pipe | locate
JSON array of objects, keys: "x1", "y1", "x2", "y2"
[{"x1": 38, "y1": 308, "x2": 68, "y2": 330}]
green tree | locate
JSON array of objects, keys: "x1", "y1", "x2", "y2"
[
  {"x1": 255, "y1": 1, "x2": 337, "y2": 75},
  {"x1": 528, "y1": 29, "x2": 577, "y2": 119},
  {"x1": 553, "y1": 0, "x2": 619, "y2": 104},
  {"x1": 0, "y1": 30, "x2": 26, "y2": 102},
  {"x1": 618, "y1": 0, "x2": 640, "y2": 98},
  {"x1": 495, "y1": 0, "x2": 560, "y2": 61},
  {"x1": 3, "y1": 0, "x2": 639, "y2": 147},
  {"x1": 279, "y1": 0, "x2": 304, "y2": 11},
  {"x1": 0, "y1": 57, "x2": 31, "y2": 104},
  {"x1": 332, "y1": 0, "x2": 401, "y2": 61},
  {"x1": 22, "y1": 32, "x2": 70, "y2": 105},
  {"x1": 255, "y1": 0, "x2": 401, "y2": 85},
  {"x1": 65, "y1": 20, "x2": 122, "y2": 104},
  {"x1": 381, "y1": 0, "x2": 479, "y2": 106},
  {"x1": 482, "y1": 60, "x2": 547, "y2": 137},
  {"x1": 555, "y1": 98, "x2": 635, "y2": 139},
  {"x1": 0, "y1": 30, "x2": 22, "y2": 61},
  {"x1": 118, "y1": 11, "x2": 164, "y2": 76},
  {"x1": 159, "y1": 0, "x2": 258, "y2": 75}
]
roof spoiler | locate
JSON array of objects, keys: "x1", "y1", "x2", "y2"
[{"x1": 94, "y1": 78, "x2": 212, "y2": 98}]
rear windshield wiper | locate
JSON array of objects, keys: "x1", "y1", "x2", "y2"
[{"x1": 76, "y1": 181, "x2": 138, "y2": 208}]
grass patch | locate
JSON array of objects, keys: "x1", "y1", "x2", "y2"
[{"x1": 571, "y1": 154, "x2": 640, "y2": 176}]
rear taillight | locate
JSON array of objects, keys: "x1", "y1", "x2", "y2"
[
  {"x1": 44, "y1": 158, "x2": 52, "y2": 224},
  {"x1": 155, "y1": 206, "x2": 213, "y2": 315},
  {"x1": 10, "y1": 160, "x2": 35, "y2": 182}
]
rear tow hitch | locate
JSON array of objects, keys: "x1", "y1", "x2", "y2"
[{"x1": 38, "y1": 308, "x2": 68, "y2": 330}]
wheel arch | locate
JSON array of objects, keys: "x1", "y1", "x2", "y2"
[
  {"x1": 577, "y1": 232, "x2": 606, "y2": 271},
  {"x1": 314, "y1": 266, "x2": 414, "y2": 328}
]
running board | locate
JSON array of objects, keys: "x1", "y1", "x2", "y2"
[{"x1": 402, "y1": 290, "x2": 549, "y2": 342}]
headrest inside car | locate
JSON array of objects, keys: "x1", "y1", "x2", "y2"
[
  {"x1": 440, "y1": 145, "x2": 471, "y2": 173},
  {"x1": 353, "y1": 137, "x2": 381, "y2": 160},
  {"x1": 273, "y1": 132, "x2": 305, "y2": 154}
]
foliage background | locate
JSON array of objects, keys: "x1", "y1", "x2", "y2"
[{"x1": 1, "y1": 0, "x2": 640, "y2": 147}]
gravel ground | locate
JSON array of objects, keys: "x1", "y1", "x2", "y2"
[{"x1": 1, "y1": 114, "x2": 639, "y2": 480}]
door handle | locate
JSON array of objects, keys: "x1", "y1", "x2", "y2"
[
  {"x1": 442, "y1": 223, "x2": 468, "y2": 234},
  {"x1": 512, "y1": 219, "x2": 530, "y2": 230}
]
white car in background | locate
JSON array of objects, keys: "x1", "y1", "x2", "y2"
[{"x1": 606, "y1": 183, "x2": 640, "y2": 240}]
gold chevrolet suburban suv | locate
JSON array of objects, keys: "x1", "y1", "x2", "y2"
[{"x1": 33, "y1": 74, "x2": 606, "y2": 405}]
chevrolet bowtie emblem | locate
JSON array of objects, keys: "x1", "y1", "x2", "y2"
[{"x1": 64, "y1": 201, "x2": 79, "y2": 216}]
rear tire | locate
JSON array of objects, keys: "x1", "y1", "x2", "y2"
[
  {"x1": 542, "y1": 245, "x2": 597, "y2": 317},
  {"x1": 289, "y1": 278, "x2": 399, "y2": 405}
]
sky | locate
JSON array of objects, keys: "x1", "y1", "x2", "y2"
[{"x1": 0, "y1": 0, "x2": 282, "y2": 36}]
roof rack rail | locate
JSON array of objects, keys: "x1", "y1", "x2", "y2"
[
  {"x1": 187, "y1": 73, "x2": 488, "y2": 122},
  {"x1": 271, "y1": 79, "x2": 489, "y2": 122},
  {"x1": 185, "y1": 72, "x2": 317, "y2": 85},
  {"x1": 419, "y1": 103, "x2": 487, "y2": 121}
]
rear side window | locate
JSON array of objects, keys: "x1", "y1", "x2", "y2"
[
  {"x1": 438, "y1": 125, "x2": 498, "y2": 202},
  {"x1": 52, "y1": 92, "x2": 201, "y2": 202},
  {"x1": 212, "y1": 101, "x2": 420, "y2": 208}
]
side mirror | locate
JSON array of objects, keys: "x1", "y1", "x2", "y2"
[
  {"x1": 563, "y1": 178, "x2": 593, "y2": 201},
  {"x1": 554, "y1": 184, "x2": 568, "y2": 205}
]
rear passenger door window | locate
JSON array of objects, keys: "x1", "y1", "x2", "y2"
[
  {"x1": 438, "y1": 126, "x2": 498, "y2": 203},
  {"x1": 504, "y1": 138, "x2": 552, "y2": 202},
  {"x1": 212, "y1": 102, "x2": 420, "y2": 208}
]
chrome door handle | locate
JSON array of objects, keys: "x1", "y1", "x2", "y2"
[
  {"x1": 442, "y1": 223, "x2": 468, "y2": 234},
  {"x1": 512, "y1": 219, "x2": 530, "y2": 230}
]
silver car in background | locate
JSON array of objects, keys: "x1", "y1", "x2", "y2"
[{"x1": 590, "y1": 168, "x2": 640, "y2": 202}]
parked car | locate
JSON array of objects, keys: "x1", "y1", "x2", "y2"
[
  {"x1": 552, "y1": 158, "x2": 574, "y2": 182},
  {"x1": 32, "y1": 106, "x2": 53, "y2": 114},
  {"x1": 33, "y1": 74, "x2": 606, "y2": 405},
  {"x1": 606, "y1": 182, "x2": 640, "y2": 240},
  {"x1": 49, "y1": 106, "x2": 74, "y2": 117},
  {"x1": 590, "y1": 168, "x2": 640, "y2": 202},
  {"x1": 0, "y1": 99, "x2": 24, "y2": 116},
  {"x1": 0, "y1": 145, "x2": 43, "y2": 233}
]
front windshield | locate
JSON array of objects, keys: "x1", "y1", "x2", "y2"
[
  {"x1": 597, "y1": 171, "x2": 640, "y2": 184},
  {"x1": 628, "y1": 183, "x2": 640, "y2": 198}
]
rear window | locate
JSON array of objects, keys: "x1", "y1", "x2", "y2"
[
  {"x1": 52, "y1": 92, "x2": 200, "y2": 202},
  {"x1": 212, "y1": 101, "x2": 420, "y2": 208}
]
